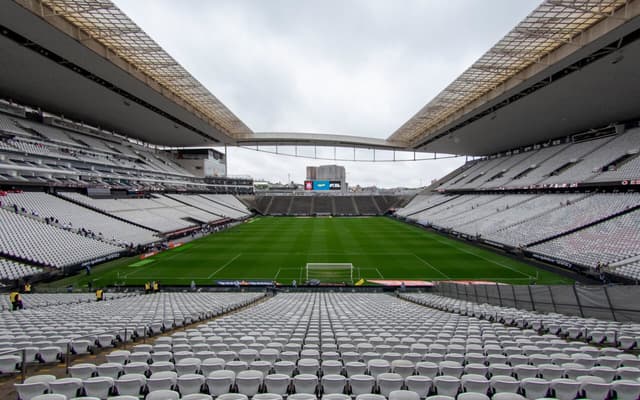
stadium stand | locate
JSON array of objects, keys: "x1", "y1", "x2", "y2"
[
  {"x1": 0, "y1": 292, "x2": 135, "y2": 311},
  {"x1": 0, "y1": 110, "x2": 253, "y2": 193},
  {"x1": 353, "y1": 196, "x2": 381, "y2": 215},
  {"x1": 394, "y1": 194, "x2": 451, "y2": 218},
  {"x1": 510, "y1": 140, "x2": 607, "y2": 188},
  {"x1": 312, "y1": 196, "x2": 334, "y2": 215},
  {"x1": 379, "y1": 195, "x2": 411, "y2": 210},
  {"x1": 397, "y1": 192, "x2": 640, "y2": 276},
  {"x1": 441, "y1": 128, "x2": 640, "y2": 191},
  {"x1": 408, "y1": 195, "x2": 489, "y2": 224},
  {"x1": 0, "y1": 208, "x2": 123, "y2": 268},
  {"x1": 58, "y1": 193, "x2": 224, "y2": 233},
  {"x1": 529, "y1": 209, "x2": 640, "y2": 268},
  {"x1": 251, "y1": 197, "x2": 272, "y2": 214},
  {"x1": 0, "y1": 292, "x2": 264, "y2": 376},
  {"x1": 614, "y1": 261, "x2": 640, "y2": 281},
  {"x1": 200, "y1": 194, "x2": 252, "y2": 217},
  {"x1": 254, "y1": 195, "x2": 405, "y2": 216},
  {"x1": 20, "y1": 292, "x2": 639, "y2": 399},
  {"x1": 2, "y1": 191, "x2": 158, "y2": 246},
  {"x1": 332, "y1": 196, "x2": 357, "y2": 216},
  {"x1": 4, "y1": 7, "x2": 640, "y2": 400},
  {"x1": 165, "y1": 194, "x2": 250, "y2": 220},
  {"x1": 544, "y1": 129, "x2": 640, "y2": 185},
  {"x1": 400, "y1": 292, "x2": 640, "y2": 349},
  {"x1": 267, "y1": 197, "x2": 292, "y2": 215},
  {"x1": 0, "y1": 258, "x2": 42, "y2": 281},
  {"x1": 486, "y1": 193, "x2": 640, "y2": 247},
  {"x1": 289, "y1": 197, "x2": 313, "y2": 216}
]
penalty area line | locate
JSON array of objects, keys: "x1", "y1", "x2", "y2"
[
  {"x1": 207, "y1": 253, "x2": 242, "y2": 279},
  {"x1": 433, "y1": 237, "x2": 533, "y2": 278},
  {"x1": 413, "y1": 253, "x2": 451, "y2": 279}
]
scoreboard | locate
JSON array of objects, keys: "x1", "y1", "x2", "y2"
[{"x1": 304, "y1": 180, "x2": 342, "y2": 191}]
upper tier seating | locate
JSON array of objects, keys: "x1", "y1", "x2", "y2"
[
  {"x1": 3, "y1": 192, "x2": 158, "y2": 246},
  {"x1": 437, "y1": 128, "x2": 640, "y2": 190},
  {"x1": 544, "y1": 128, "x2": 640, "y2": 185},
  {"x1": 0, "y1": 208, "x2": 123, "y2": 268},
  {"x1": 0, "y1": 110, "x2": 254, "y2": 193}
]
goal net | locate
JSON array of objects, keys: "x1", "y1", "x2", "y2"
[{"x1": 306, "y1": 263, "x2": 354, "y2": 284}]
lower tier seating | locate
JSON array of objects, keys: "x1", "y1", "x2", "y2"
[
  {"x1": 0, "y1": 208, "x2": 123, "y2": 268},
  {"x1": 16, "y1": 292, "x2": 640, "y2": 400}
]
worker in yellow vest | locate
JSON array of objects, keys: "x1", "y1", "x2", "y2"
[
  {"x1": 152, "y1": 281, "x2": 159, "y2": 293},
  {"x1": 23, "y1": 283, "x2": 31, "y2": 293},
  {"x1": 95, "y1": 288, "x2": 104, "y2": 301},
  {"x1": 9, "y1": 291, "x2": 23, "y2": 310},
  {"x1": 144, "y1": 281, "x2": 151, "y2": 294}
]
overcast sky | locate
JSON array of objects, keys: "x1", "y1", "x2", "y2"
[{"x1": 113, "y1": 0, "x2": 540, "y2": 187}]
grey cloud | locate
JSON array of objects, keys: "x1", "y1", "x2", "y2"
[{"x1": 113, "y1": 0, "x2": 539, "y2": 186}]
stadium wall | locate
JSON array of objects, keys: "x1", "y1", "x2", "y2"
[{"x1": 432, "y1": 281, "x2": 640, "y2": 323}]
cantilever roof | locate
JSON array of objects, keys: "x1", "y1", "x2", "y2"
[
  {"x1": 388, "y1": 0, "x2": 631, "y2": 147},
  {"x1": 37, "y1": 0, "x2": 253, "y2": 138}
]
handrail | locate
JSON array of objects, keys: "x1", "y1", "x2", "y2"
[{"x1": 0, "y1": 347, "x2": 27, "y2": 383}]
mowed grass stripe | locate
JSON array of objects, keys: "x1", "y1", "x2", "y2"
[{"x1": 43, "y1": 216, "x2": 573, "y2": 288}]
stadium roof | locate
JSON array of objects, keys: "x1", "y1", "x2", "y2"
[
  {"x1": 390, "y1": 0, "x2": 636, "y2": 151},
  {"x1": 2, "y1": 0, "x2": 639, "y2": 154},
  {"x1": 27, "y1": 0, "x2": 252, "y2": 138}
]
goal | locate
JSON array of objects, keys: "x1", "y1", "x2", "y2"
[{"x1": 305, "y1": 263, "x2": 354, "y2": 284}]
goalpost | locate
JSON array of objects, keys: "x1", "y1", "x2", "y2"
[{"x1": 305, "y1": 263, "x2": 354, "y2": 284}]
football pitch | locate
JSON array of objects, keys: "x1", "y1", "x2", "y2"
[{"x1": 48, "y1": 216, "x2": 572, "y2": 288}]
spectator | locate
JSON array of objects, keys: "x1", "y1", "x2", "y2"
[
  {"x1": 190, "y1": 280, "x2": 196, "y2": 291},
  {"x1": 9, "y1": 291, "x2": 23, "y2": 311}
]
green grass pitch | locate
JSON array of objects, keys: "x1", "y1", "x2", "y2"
[{"x1": 45, "y1": 216, "x2": 572, "y2": 288}]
